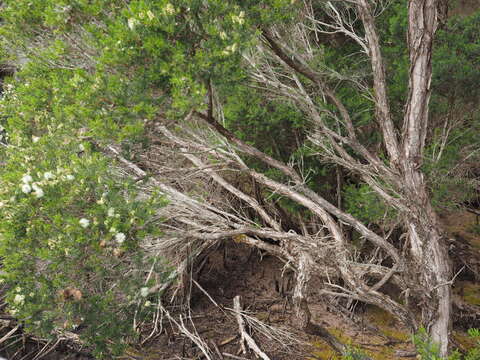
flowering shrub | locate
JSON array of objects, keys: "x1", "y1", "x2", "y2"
[
  {"x1": 0, "y1": 129, "x2": 168, "y2": 356},
  {"x1": 0, "y1": 0, "x2": 300, "y2": 356},
  {"x1": 0, "y1": 60, "x2": 169, "y2": 357}
]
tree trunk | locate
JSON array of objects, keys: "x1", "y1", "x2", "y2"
[{"x1": 403, "y1": 167, "x2": 452, "y2": 356}]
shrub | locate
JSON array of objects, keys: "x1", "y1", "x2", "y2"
[{"x1": 0, "y1": 130, "x2": 169, "y2": 357}]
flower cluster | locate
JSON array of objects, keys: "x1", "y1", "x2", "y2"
[
  {"x1": 19, "y1": 168, "x2": 75, "y2": 199},
  {"x1": 222, "y1": 43, "x2": 238, "y2": 56},
  {"x1": 162, "y1": 3, "x2": 175, "y2": 16},
  {"x1": 231, "y1": 11, "x2": 245, "y2": 25},
  {"x1": 20, "y1": 173, "x2": 43, "y2": 198},
  {"x1": 8, "y1": 287, "x2": 34, "y2": 315}
]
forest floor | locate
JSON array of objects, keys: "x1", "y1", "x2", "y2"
[
  {"x1": 128, "y1": 210, "x2": 480, "y2": 359},
  {"x1": 134, "y1": 210, "x2": 480, "y2": 359},
  {"x1": 0, "y1": 212, "x2": 479, "y2": 359}
]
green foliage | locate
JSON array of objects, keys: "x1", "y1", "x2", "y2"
[
  {"x1": 0, "y1": 0, "x2": 299, "y2": 116},
  {"x1": 433, "y1": 12, "x2": 480, "y2": 102},
  {"x1": 421, "y1": 12, "x2": 480, "y2": 211},
  {"x1": 343, "y1": 184, "x2": 394, "y2": 224},
  {"x1": 469, "y1": 224, "x2": 480, "y2": 235},
  {"x1": 0, "y1": 127, "x2": 168, "y2": 357},
  {"x1": 413, "y1": 328, "x2": 480, "y2": 360},
  {"x1": 1, "y1": 0, "x2": 480, "y2": 356},
  {"x1": 422, "y1": 111, "x2": 480, "y2": 210},
  {"x1": 342, "y1": 346, "x2": 370, "y2": 360},
  {"x1": 223, "y1": 85, "x2": 305, "y2": 161},
  {"x1": 0, "y1": 0, "x2": 302, "y2": 356},
  {"x1": 413, "y1": 329, "x2": 444, "y2": 360}
]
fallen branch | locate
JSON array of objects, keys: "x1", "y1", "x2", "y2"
[
  {"x1": 222, "y1": 353, "x2": 250, "y2": 360},
  {"x1": 233, "y1": 295, "x2": 271, "y2": 360},
  {"x1": 0, "y1": 325, "x2": 19, "y2": 345}
]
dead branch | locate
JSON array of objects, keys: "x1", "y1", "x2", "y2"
[{"x1": 233, "y1": 295, "x2": 272, "y2": 360}]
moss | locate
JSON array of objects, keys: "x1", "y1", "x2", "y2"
[
  {"x1": 367, "y1": 306, "x2": 409, "y2": 341},
  {"x1": 310, "y1": 343, "x2": 340, "y2": 360},
  {"x1": 310, "y1": 326, "x2": 404, "y2": 360},
  {"x1": 256, "y1": 311, "x2": 269, "y2": 321},
  {"x1": 454, "y1": 330, "x2": 478, "y2": 351},
  {"x1": 364, "y1": 346, "x2": 396, "y2": 360},
  {"x1": 310, "y1": 328, "x2": 352, "y2": 360}
]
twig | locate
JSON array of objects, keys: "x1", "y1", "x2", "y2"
[
  {"x1": 219, "y1": 336, "x2": 237, "y2": 346},
  {"x1": 233, "y1": 296, "x2": 271, "y2": 360},
  {"x1": 0, "y1": 325, "x2": 19, "y2": 345},
  {"x1": 211, "y1": 341, "x2": 224, "y2": 359},
  {"x1": 222, "y1": 353, "x2": 250, "y2": 360}
]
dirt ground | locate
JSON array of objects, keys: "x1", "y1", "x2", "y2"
[
  {"x1": 1, "y1": 211, "x2": 479, "y2": 359},
  {"x1": 132, "y1": 240, "x2": 418, "y2": 360},
  {"x1": 130, "y1": 211, "x2": 480, "y2": 360}
]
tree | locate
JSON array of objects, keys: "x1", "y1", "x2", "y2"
[
  {"x1": 0, "y1": 0, "x2": 477, "y2": 357},
  {"x1": 190, "y1": 0, "x2": 452, "y2": 354}
]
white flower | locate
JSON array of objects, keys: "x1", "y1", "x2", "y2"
[
  {"x1": 32, "y1": 136, "x2": 40, "y2": 143},
  {"x1": 222, "y1": 43, "x2": 239, "y2": 56},
  {"x1": 44, "y1": 172, "x2": 55, "y2": 180},
  {"x1": 21, "y1": 184, "x2": 32, "y2": 194},
  {"x1": 144, "y1": 300, "x2": 152, "y2": 307},
  {"x1": 140, "y1": 287, "x2": 149, "y2": 297},
  {"x1": 79, "y1": 218, "x2": 90, "y2": 228},
  {"x1": 22, "y1": 174, "x2": 33, "y2": 183},
  {"x1": 231, "y1": 11, "x2": 245, "y2": 25},
  {"x1": 115, "y1": 232, "x2": 126, "y2": 244},
  {"x1": 79, "y1": 144, "x2": 85, "y2": 152},
  {"x1": 162, "y1": 3, "x2": 175, "y2": 15},
  {"x1": 66, "y1": 174, "x2": 75, "y2": 181},
  {"x1": 14, "y1": 294, "x2": 25, "y2": 305},
  {"x1": 107, "y1": 208, "x2": 115, "y2": 217},
  {"x1": 127, "y1": 18, "x2": 138, "y2": 30},
  {"x1": 32, "y1": 185, "x2": 44, "y2": 198}
]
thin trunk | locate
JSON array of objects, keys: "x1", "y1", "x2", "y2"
[
  {"x1": 400, "y1": 0, "x2": 450, "y2": 354},
  {"x1": 403, "y1": 166, "x2": 451, "y2": 356}
]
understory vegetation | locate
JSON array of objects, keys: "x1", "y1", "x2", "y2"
[{"x1": 0, "y1": 0, "x2": 479, "y2": 359}]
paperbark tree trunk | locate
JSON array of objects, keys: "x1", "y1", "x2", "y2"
[
  {"x1": 401, "y1": 0, "x2": 451, "y2": 355},
  {"x1": 402, "y1": 166, "x2": 452, "y2": 356}
]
